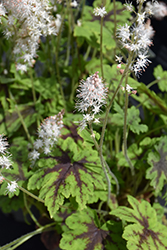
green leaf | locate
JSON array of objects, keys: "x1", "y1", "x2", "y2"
[
  {"x1": 28, "y1": 138, "x2": 107, "y2": 217},
  {"x1": 104, "y1": 220, "x2": 127, "y2": 250},
  {"x1": 0, "y1": 193, "x2": 24, "y2": 214},
  {"x1": 136, "y1": 83, "x2": 167, "y2": 115},
  {"x1": 60, "y1": 208, "x2": 109, "y2": 250},
  {"x1": 146, "y1": 136, "x2": 167, "y2": 196},
  {"x1": 154, "y1": 65, "x2": 167, "y2": 92},
  {"x1": 0, "y1": 76, "x2": 15, "y2": 84},
  {"x1": 116, "y1": 143, "x2": 142, "y2": 168},
  {"x1": 112, "y1": 102, "x2": 148, "y2": 134},
  {"x1": 111, "y1": 195, "x2": 167, "y2": 250}
]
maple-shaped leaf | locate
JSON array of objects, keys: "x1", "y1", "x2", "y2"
[
  {"x1": 112, "y1": 102, "x2": 148, "y2": 134},
  {"x1": 27, "y1": 137, "x2": 107, "y2": 218},
  {"x1": 146, "y1": 136, "x2": 167, "y2": 196},
  {"x1": 110, "y1": 195, "x2": 167, "y2": 250},
  {"x1": 59, "y1": 208, "x2": 109, "y2": 250}
]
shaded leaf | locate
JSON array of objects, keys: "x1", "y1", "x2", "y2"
[
  {"x1": 146, "y1": 136, "x2": 167, "y2": 195},
  {"x1": 136, "y1": 83, "x2": 167, "y2": 115},
  {"x1": 112, "y1": 102, "x2": 148, "y2": 134},
  {"x1": 154, "y1": 65, "x2": 167, "y2": 92},
  {"x1": 116, "y1": 143, "x2": 142, "y2": 168}
]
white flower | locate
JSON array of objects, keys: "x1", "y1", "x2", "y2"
[
  {"x1": 137, "y1": 12, "x2": 146, "y2": 25},
  {"x1": 0, "y1": 155, "x2": 12, "y2": 169},
  {"x1": 6, "y1": 181, "x2": 18, "y2": 194},
  {"x1": 124, "y1": 2, "x2": 133, "y2": 12},
  {"x1": 76, "y1": 72, "x2": 108, "y2": 114},
  {"x1": 133, "y1": 53, "x2": 151, "y2": 76},
  {"x1": 121, "y1": 84, "x2": 133, "y2": 92},
  {"x1": 33, "y1": 139, "x2": 43, "y2": 149},
  {"x1": 83, "y1": 114, "x2": 94, "y2": 122},
  {"x1": 43, "y1": 147, "x2": 51, "y2": 155},
  {"x1": 93, "y1": 7, "x2": 107, "y2": 17},
  {"x1": 16, "y1": 64, "x2": 27, "y2": 73},
  {"x1": 0, "y1": 175, "x2": 4, "y2": 183},
  {"x1": 92, "y1": 106, "x2": 101, "y2": 114},
  {"x1": 145, "y1": 1, "x2": 167, "y2": 19},
  {"x1": 2, "y1": 0, "x2": 59, "y2": 68},
  {"x1": 117, "y1": 24, "x2": 130, "y2": 42},
  {"x1": 29, "y1": 110, "x2": 64, "y2": 160},
  {"x1": 115, "y1": 55, "x2": 123, "y2": 63},
  {"x1": 77, "y1": 19, "x2": 82, "y2": 27},
  {"x1": 29, "y1": 150, "x2": 40, "y2": 160},
  {"x1": 94, "y1": 118, "x2": 100, "y2": 124},
  {"x1": 70, "y1": 0, "x2": 78, "y2": 7},
  {"x1": 0, "y1": 135, "x2": 8, "y2": 154},
  {"x1": 0, "y1": 3, "x2": 6, "y2": 16}
]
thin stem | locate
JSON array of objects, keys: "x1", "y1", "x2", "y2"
[
  {"x1": 88, "y1": 123, "x2": 111, "y2": 203},
  {"x1": 29, "y1": 70, "x2": 36, "y2": 104},
  {"x1": 29, "y1": 70, "x2": 40, "y2": 128},
  {"x1": 4, "y1": 177, "x2": 45, "y2": 203},
  {"x1": 99, "y1": 66, "x2": 129, "y2": 151},
  {"x1": 9, "y1": 90, "x2": 33, "y2": 145},
  {"x1": 103, "y1": 158, "x2": 119, "y2": 195},
  {"x1": 23, "y1": 193, "x2": 42, "y2": 228},
  {"x1": 0, "y1": 222, "x2": 56, "y2": 250},
  {"x1": 100, "y1": 153, "x2": 111, "y2": 203},
  {"x1": 123, "y1": 74, "x2": 135, "y2": 175},
  {"x1": 84, "y1": 44, "x2": 91, "y2": 61},
  {"x1": 80, "y1": 0, "x2": 86, "y2": 19},
  {"x1": 55, "y1": 6, "x2": 67, "y2": 112},
  {"x1": 113, "y1": 0, "x2": 117, "y2": 39},
  {"x1": 147, "y1": 79, "x2": 159, "y2": 89},
  {"x1": 115, "y1": 128, "x2": 120, "y2": 155},
  {"x1": 19, "y1": 186, "x2": 45, "y2": 203},
  {"x1": 88, "y1": 123, "x2": 119, "y2": 199},
  {"x1": 100, "y1": 17, "x2": 104, "y2": 79},
  {"x1": 65, "y1": 1, "x2": 72, "y2": 66}
]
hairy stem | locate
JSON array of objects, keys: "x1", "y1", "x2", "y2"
[
  {"x1": 23, "y1": 193, "x2": 42, "y2": 228},
  {"x1": 123, "y1": 74, "x2": 135, "y2": 175},
  {"x1": 100, "y1": 17, "x2": 104, "y2": 79},
  {"x1": 9, "y1": 90, "x2": 33, "y2": 145}
]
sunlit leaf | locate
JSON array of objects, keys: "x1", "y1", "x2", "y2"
[{"x1": 111, "y1": 195, "x2": 167, "y2": 250}]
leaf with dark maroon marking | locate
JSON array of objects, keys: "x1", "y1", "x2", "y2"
[
  {"x1": 59, "y1": 208, "x2": 109, "y2": 250},
  {"x1": 110, "y1": 195, "x2": 167, "y2": 250},
  {"x1": 61, "y1": 120, "x2": 83, "y2": 144},
  {"x1": 27, "y1": 137, "x2": 107, "y2": 217},
  {"x1": 146, "y1": 136, "x2": 167, "y2": 195}
]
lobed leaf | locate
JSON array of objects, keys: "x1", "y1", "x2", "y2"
[
  {"x1": 28, "y1": 137, "x2": 107, "y2": 217},
  {"x1": 60, "y1": 208, "x2": 109, "y2": 250},
  {"x1": 112, "y1": 102, "x2": 148, "y2": 134},
  {"x1": 146, "y1": 136, "x2": 167, "y2": 196},
  {"x1": 111, "y1": 195, "x2": 167, "y2": 250},
  {"x1": 154, "y1": 65, "x2": 167, "y2": 92}
]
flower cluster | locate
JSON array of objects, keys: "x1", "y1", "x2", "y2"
[
  {"x1": 0, "y1": 135, "x2": 12, "y2": 170},
  {"x1": 75, "y1": 72, "x2": 108, "y2": 130},
  {"x1": 1, "y1": 0, "x2": 61, "y2": 71},
  {"x1": 0, "y1": 135, "x2": 18, "y2": 194},
  {"x1": 145, "y1": 1, "x2": 167, "y2": 19},
  {"x1": 29, "y1": 110, "x2": 64, "y2": 161},
  {"x1": 93, "y1": 7, "x2": 107, "y2": 17},
  {"x1": 116, "y1": 2, "x2": 155, "y2": 76}
]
